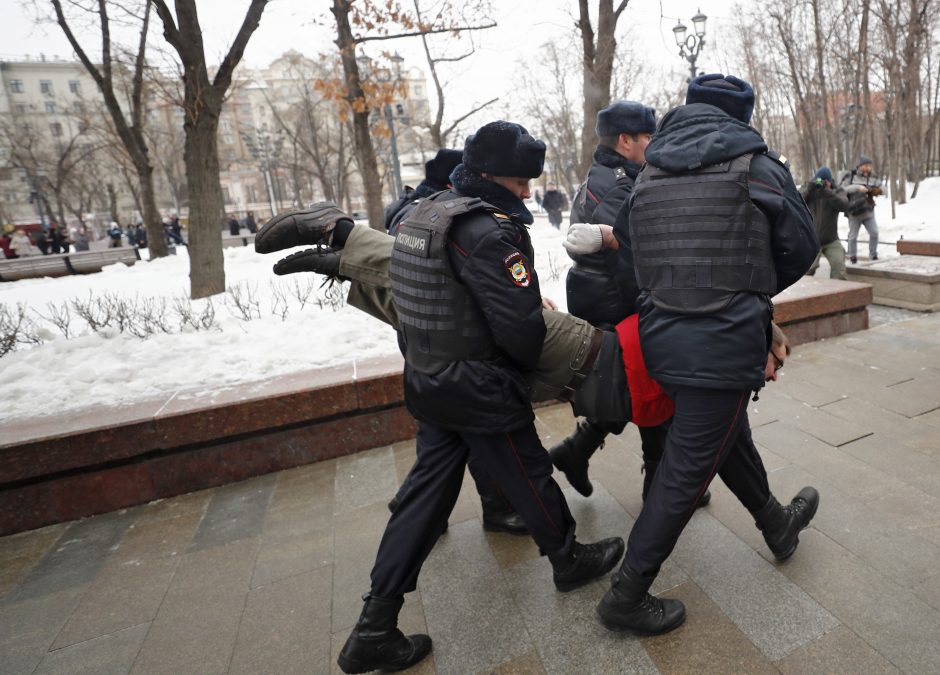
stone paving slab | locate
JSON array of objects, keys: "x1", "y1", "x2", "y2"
[{"x1": 3, "y1": 313, "x2": 940, "y2": 673}]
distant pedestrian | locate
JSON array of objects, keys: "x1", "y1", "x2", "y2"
[
  {"x1": 10, "y1": 229, "x2": 35, "y2": 257},
  {"x1": 228, "y1": 214, "x2": 240, "y2": 236},
  {"x1": 170, "y1": 216, "x2": 184, "y2": 244},
  {"x1": 72, "y1": 228, "x2": 90, "y2": 252},
  {"x1": 542, "y1": 182, "x2": 567, "y2": 229},
  {"x1": 534, "y1": 188, "x2": 543, "y2": 213},
  {"x1": 1, "y1": 231, "x2": 16, "y2": 259},
  {"x1": 840, "y1": 155, "x2": 883, "y2": 263},
  {"x1": 801, "y1": 166, "x2": 848, "y2": 279},
  {"x1": 35, "y1": 229, "x2": 50, "y2": 255},
  {"x1": 245, "y1": 211, "x2": 257, "y2": 234},
  {"x1": 135, "y1": 224, "x2": 148, "y2": 248},
  {"x1": 108, "y1": 221, "x2": 123, "y2": 248},
  {"x1": 49, "y1": 224, "x2": 64, "y2": 254}
]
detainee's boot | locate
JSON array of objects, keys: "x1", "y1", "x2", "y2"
[
  {"x1": 549, "y1": 537, "x2": 625, "y2": 592},
  {"x1": 596, "y1": 565, "x2": 686, "y2": 635},
  {"x1": 255, "y1": 201, "x2": 353, "y2": 253},
  {"x1": 272, "y1": 247, "x2": 342, "y2": 278},
  {"x1": 549, "y1": 420, "x2": 607, "y2": 497},
  {"x1": 754, "y1": 486, "x2": 820, "y2": 560},
  {"x1": 337, "y1": 594, "x2": 432, "y2": 674}
]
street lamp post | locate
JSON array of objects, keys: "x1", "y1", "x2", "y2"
[
  {"x1": 673, "y1": 9, "x2": 708, "y2": 82},
  {"x1": 241, "y1": 125, "x2": 284, "y2": 217}
]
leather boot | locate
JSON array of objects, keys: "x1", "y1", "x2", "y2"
[
  {"x1": 548, "y1": 537, "x2": 624, "y2": 592},
  {"x1": 337, "y1": 594, "x2": 432, "y2": 674},
  {"x1": 479, "y1": 494, "x2": 528, "y2": 535},
  {"x1": 754, "y1": 486, "x2": 819, "y2": 560},
  {"x1": 272, "y1": 247, "x2": 342, "y2": 278},
  {"x1": 641, "y1": 460, "x2": 711, "y2": 509},
  {"x1": 596, "y1": 565, "x2": 686, "y2": 635},
  {"x1": 549, "y1": 420, "x2": 607, "y2": 497}
]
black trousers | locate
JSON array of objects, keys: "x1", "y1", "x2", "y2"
[
  {"x1": 370, "y1": 421, "x2": 576, "y2": 599},
  {"x1": 624, "y1": 386, "x2": 771, "y2": 577}
]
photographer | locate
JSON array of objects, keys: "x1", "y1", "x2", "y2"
[
  {"x1": 840, "y1": 155, "x2": 883, "y2": 263},
  {"x1": 800, "y1": 166, "x2": 849, "y2": 279}
]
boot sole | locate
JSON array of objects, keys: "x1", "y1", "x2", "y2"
[
  {"x1": 337, "y1": 655, "x2": 423, "y2": 674},
  {"x1": 595, "y1": 608, "x2": 687, "y2": 636}
]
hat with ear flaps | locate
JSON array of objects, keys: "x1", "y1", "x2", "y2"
[
  {"x1": 685, "y1": 73, "x2": 755, "y2": 124},
  {"x1": 424, "y1": 148, "x2": 463, "y2": 188},
  {"x1": 462, "y1": 121, "x2": 546, "y2": 178},
  {"x1": 595, "y1": 100, "x2": 657, "y2": 137}
]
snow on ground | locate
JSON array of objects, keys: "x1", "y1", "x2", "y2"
[{"x1": 2, "y1": 177, "x2": 939, "y2": 425}]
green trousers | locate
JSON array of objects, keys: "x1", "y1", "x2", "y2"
[{"x1": 340, "y1": 225, "x2": 601, "y2": 404}]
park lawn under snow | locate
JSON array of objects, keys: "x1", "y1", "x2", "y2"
[{"x1": 2, "y1": 180, "x2": 939, "y2": 425}]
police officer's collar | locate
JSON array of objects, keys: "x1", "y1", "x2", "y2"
[
  {"x1": 449, "y1": 163, "x2": 534, "y2": 225},
  {"x1": 592, "y1": 144, "x2": 641, "y2": 179}
]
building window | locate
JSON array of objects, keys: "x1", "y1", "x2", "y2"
[
  {"x1": 45, "y1": 101, "x2": 57, "y2": 114},
  {"x1": 414, "y1": 85, "x2": 422, "y2": 97},
  {"x1": 69, "y1": 80, "x2": 81, "y2": 94},
  {"x1": 15, "y1": 104, "x2": 27, "y2": 114},
  {"x1": 72, "y1": 101, "x2": 84, "y2": 114},
  {"x1": 9, "y1": 79, "x2": 24, "y2": 93},
  {"x1": 50, "y1": 122, "x2": 63, "y2": 137},
  {"x1": 40, "y1": 80, "x2": 53, "y2": 95}
]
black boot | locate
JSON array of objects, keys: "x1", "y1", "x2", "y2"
[
  {"x1": 754, "y1": 486, "x2": 819, "y2": 560},
  {"x1": 549, "y1": 420, "x2": 607, "y2": 497},
  {"x1": 337, "y1": 594, "x2": 432, "y2": 674},
  {"x1": 272, "y1": 247, "x2": 342, "y2": 278},
  {"x1": 641, "y1": 460, "x2": 711, "y2": 509},
  {"x1": 596, "y1": 565, "x2": 686, "y2": 635},
  {"x1": 480, "y1": 494, "x2": 528, "y2": 535},
  {"x1": 549, "y1": 537, "x2": 625, "y2": 592}
]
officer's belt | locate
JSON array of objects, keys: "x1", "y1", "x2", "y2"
[
  {"x1": 571, "y1": 259, "x2": 608, "y2": 275},
  {"x1": 560, "y1": 327, "x2": 605, "y2": 401}
]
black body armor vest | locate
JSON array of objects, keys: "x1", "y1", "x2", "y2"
[
  {"x1": 389, "y1": 193, "x2": 501, "y2": 374},
  {"x1": 630, "y1": 153, "x2": 776, "y2": 315}
]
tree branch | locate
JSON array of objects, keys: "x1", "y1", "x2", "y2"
[
  {"x1": 433, "y1": 47, "x2": 476, "y2": 64},
  {"x1": 51, "y1": 0, "x2": 106, "y2": 90},
  {"x1": 150, "y1": 0, "x2": 183, "y2": 53},
  {"x1": 354, "y1": 21, "x2": 497, "y2": 44},
  {"x1": 442, "y1": 97, "x2": 499, "y2": 139},
  {"x1": 213, "y1": 0, "x2": 269, "y2": 93},
  {"x1": 98, "y1": 0, "x2": 112, "y2": 85},
  {"x1": 130, "y1": 0, "x2": 151, "y2": 134},
  {"x1": 614, "y1": 0, "x2": 630, "y2": 20}
]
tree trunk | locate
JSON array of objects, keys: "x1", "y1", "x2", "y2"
[
  {"x1": 185, "y1": 112, "x2": 226, "y2": 298},
  {"x1": 332, "y1": 0, "x2": 385, "y2": 230},
  {"x1": 138, "y1": 164, "x2": 168, "y2": 256}
]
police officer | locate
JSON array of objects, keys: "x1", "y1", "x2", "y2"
[
  {"x1": 383, "y1": 146, "x2": 527, "y2": 534},
  {"x1": 384, "y1": 147, "x2": 463, "y2": 235},
  {"x1": 335, "y1": 121, "x2": 624, "y2": 673},
  {"x1": 570, "y1": 75, "x2": 821, "y2": 634},
  {"x1": 553, "y1": 101, "x2": 691, "y2": 506}
]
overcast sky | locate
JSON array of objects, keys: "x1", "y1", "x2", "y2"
[{"x1": 2, "y1": 1, "x2": 739, "y2": 124}]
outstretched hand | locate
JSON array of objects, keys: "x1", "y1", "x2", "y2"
[{"x1": 273, "y1": 247, "x2": 342, "y2": 278}]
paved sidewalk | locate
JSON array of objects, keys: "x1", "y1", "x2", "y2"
[{"x1": 2, "y1": 314, "x2": 940, "y2": 674}]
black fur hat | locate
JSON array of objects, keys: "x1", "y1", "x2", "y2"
[
  {"x1": 595, "y1": 100, "x2": 656, "y2": 137},
  {"x1": 424, "y1": 148, "x2": 463, "y2": 188},
  {"x1": 463, "y1": 121, "x2": 546, "y2": 178},
  {"x1": 685, "y1": 73, "x2": 755, "y2": 123},
  {"x1": 856, "y1": 154, "x2": 874, "y2": 168}
]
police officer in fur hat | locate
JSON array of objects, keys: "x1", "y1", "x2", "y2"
[
  {"x1": 566, "y1": 74, "x2": 821, "y2": 635},
  {"x1": 552, "y1": 100, "x2": 709, "y2": 509},
  {"x1": 384, "y1": 148, "x2": 463, "y2": 235},
  {"x1": 335, "y1": 121, "x2": 625, "y2": 673}
]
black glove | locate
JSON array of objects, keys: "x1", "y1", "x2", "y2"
[{"x1": 273, "y1": 247, "x2": 343, "y2": 279}]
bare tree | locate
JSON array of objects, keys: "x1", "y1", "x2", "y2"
[
  {"x1": 51, "y1": 0, "x2": 169, "y2": 258},
  {"x1": 327, "y1": 0, "x2": 496, "y2": 229},
  {"x1": 576, "y1": 0, "x2": 631, "y2": 175},
  {"x1": 151, "y1": 0, "x2": 269, "y2": 298}
]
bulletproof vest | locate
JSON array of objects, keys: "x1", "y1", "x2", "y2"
[
  {"x1": 389, "y1": 192, "x2": 501, "y2": 374},
  {"x1": 630, "y1": 153, "x2": 776, "y2": 315}
]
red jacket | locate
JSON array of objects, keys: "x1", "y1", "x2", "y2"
[{"x1": 616, "y1": 314, "x2": 673, "y2": 427}]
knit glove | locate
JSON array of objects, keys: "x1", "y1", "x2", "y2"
[{"x1": 563, "y1": 223, "x2": 603, "y2": 255}]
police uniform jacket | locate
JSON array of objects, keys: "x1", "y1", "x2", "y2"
[
  {"x1": 384, "y1": 181, "x2": 442, "y2": 235},
  {"x1": 568, "y1": 145, "x2": 641, "y2": 326},
  {"x1": 394, "y1": 164, "x2": 546, "y2": 434},
  {"x1": 613, "y1": 103, "x2": 818, "y2": 392}
]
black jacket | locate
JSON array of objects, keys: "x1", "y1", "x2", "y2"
[
  {"x1": 568, "y1": 145, "x2": 642, "y2": 327},
  {"x1": 614, "y1": 103, "x2": 818, "y2": 391},
  {"x1": 399, "y1": 164, "x2": 545, "y2": 433},
  {"x1": 800, "y1": 182, "x2": 848, "y2": 245},
  {"x1": 384, "y1": 181, "x2": 441, "y2": 235},
  {"x1": 542, "y1": 189, "x2": 567, "y2": 212}
]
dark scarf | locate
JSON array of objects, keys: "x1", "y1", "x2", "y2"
[
  {"x1": 449, "y1": 164, "x2": 534, "y2": 225},
  {"x1": 593, "y1": 144, "x2": 642, "y2": 179}
]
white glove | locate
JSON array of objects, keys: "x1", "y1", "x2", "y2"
[{"x1": 563, "y1": 223, "x2": 603, "y2": 255}]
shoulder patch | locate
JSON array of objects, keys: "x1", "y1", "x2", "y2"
[
  {"x1": 503, "y1": 251, "x2": 531, "y2": 287},
  {"x1": 613, "y1": 166, "x2": 627, "y2": 180}
]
